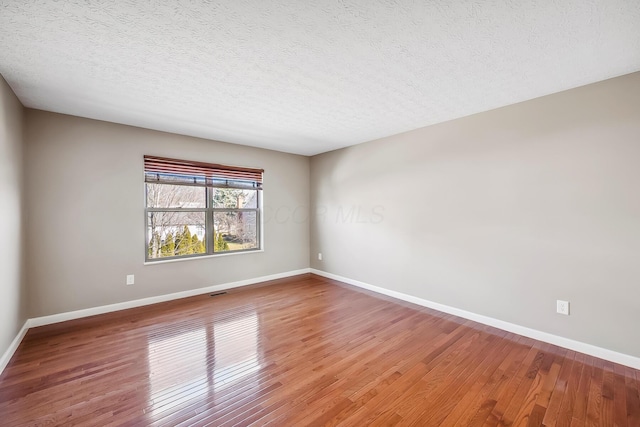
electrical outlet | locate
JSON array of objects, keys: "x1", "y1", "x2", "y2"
[
  {"x1": 318, "y1": 253, "x2": 322, "y2": 261},
  {"x1": 126, "y1": 275, "x2": 135, "y2": 285},
  {"x1": 556, "y1": 300, "x2": 569, "y2": 315}
]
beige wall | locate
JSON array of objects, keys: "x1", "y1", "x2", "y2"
[
  {"x1": 14, "y1": 71, "x2": 640, "y2": 361},
  {"x1": 310, "y1": 72, "x2": 640, "y2": 357},
  {"x1": 24, "y1": 111, "x2": 310, "y2": 317},
  {"x1": 0, "y1": 75, "x2": 27, "y2": 357}
]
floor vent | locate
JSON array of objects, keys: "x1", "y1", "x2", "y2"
[{"x1": 210, "y1": 292, "x2": 228, "y2": 297}]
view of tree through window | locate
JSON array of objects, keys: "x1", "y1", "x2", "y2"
[{"x1": 144, "y1": 157, "x2": 262, "y2": 261}]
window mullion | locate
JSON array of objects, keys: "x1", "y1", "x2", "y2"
[
  {"x1": 206, "y1": 187, "x2": 215, "y2": 254},
  {"x1": 147, "y1": 208, "x2": 207, "y2": 213}
]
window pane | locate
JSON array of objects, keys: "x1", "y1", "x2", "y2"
[
  {"x1": 212, "y1": 189, "x2": 258, "y2": 209},
  {"x1": 214, "y1": 211, "x2": 258, "y2": 252},
  {"x1": 147, "y1": 212, "x2": 206, "y2": 259},
  {"x1": 146, "y1": 184, "x2": 206, "y2": 209}
]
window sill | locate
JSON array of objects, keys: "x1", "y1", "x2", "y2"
[{"x1": 144, "y1": 249, "x2": 264, "y2": 265}]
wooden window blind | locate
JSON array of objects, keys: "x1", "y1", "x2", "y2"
[{"x1": 144, "y1": 155, "x2": 263, "y2": 189}]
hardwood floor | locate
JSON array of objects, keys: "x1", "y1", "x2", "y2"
[{"x1": 1, "y1": 274, "x2": 639, "y2": 426}]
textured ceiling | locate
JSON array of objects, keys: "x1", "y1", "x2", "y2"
[{"x1": 1, "y1": 1, "x2": 639, "y2": 155}]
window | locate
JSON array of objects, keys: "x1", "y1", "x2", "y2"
[{"x1": 144, "y1": 156, "x2": 263, "y2": 261}]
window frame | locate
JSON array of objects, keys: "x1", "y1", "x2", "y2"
[{"x1": 144, "y1": 182, "x2": 262, "y2": 263}]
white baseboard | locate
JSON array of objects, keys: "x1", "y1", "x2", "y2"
[
  {"x1": 311, "y1": 269, "x2": 640, "y2": 370},
  {"x1": 28, "y1": 268, "x2": 311, "y2": 328},
  {"x1": 7, "y1": 268, "x2": 637, "y2": 375},
  {"x1": 0, "y1": 320, "x2": 30, "y2": 374}
]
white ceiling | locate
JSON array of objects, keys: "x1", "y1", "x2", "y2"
[{"x1": 1, "y1": 1, "x2": 639, "y2": 156}]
